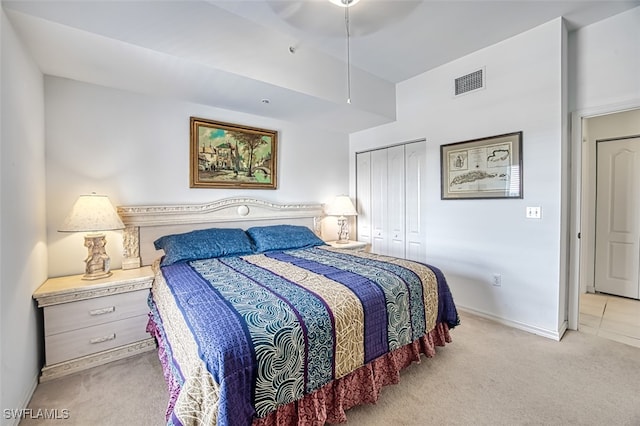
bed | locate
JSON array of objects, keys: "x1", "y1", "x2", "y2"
[{"x1": 117, "y1": 198, "x2": 459, "y2": 426}]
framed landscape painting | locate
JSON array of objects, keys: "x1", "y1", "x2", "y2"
[
  {"x1": 440, "y1": 131, "x2": 523, "y2": 199},
  {"x1": 190, "y1": 117, "x2": 278, "y2": 189}
]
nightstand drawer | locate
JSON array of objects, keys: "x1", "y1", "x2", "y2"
[
  {"x1": 45, "y1": 314, "x2": 150, "y2": 365},
  {"x1": 44, "y1": 289, "x2": 149, "y2": 336}
]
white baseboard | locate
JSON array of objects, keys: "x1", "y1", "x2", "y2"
[{"x1": 457, "y1": 305, "x2": 567, "y2": 341}]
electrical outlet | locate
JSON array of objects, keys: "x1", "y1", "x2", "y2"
[{"x1": 492, "y1": 273, "x2": 502, "y2": 287}]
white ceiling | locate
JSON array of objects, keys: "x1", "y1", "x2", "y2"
[{"x1": 4, "y1": 0, "x2": 639, "y2": 133}]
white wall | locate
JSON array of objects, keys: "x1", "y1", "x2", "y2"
[
  {"x1": 350, "y1": 19, "x2": 568, "y2": 338},
  {"x1": 44, "y1": 77, "x2": 350, "y2": 277},
  {"x1": 569, "y1": 6, "x2": 640, "y2": 112},
  {"x1": 0, "y1": 8, "x2": 47, "y2": 425}
]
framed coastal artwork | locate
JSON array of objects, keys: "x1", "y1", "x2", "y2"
[
  {"x1": 190, "y1": 117, "x2": 278, "y2": 189},
  {"x1": 440, "y1": 131, "x2": 523, "y2": 199}
]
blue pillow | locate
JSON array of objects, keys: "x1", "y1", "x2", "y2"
[
  {"x1": 246, "y1": 224, "x2": 325, "y2": 253},
  {"x1": 154, "y1": 227, "x2": 253, "y2": 266}
]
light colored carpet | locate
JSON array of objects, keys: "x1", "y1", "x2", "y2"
[{"x1": 22, "y1": 312, "x2": 640, "y2": 425}]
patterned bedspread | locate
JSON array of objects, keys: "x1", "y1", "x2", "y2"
[{"x1": 150, "y1": 246, "x2": 458, "y2": 426}]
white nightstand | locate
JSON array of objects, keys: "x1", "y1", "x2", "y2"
[
  {"x1": 325, "y1": 240, "x2": 369, "y2": 251},
  {"x1": 33, "y1": 266, "x2": 156, "y2": 381}
]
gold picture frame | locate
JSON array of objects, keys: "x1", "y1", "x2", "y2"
[
  {"x1": 440, "y1": 131, "x2": 523, "y2": 199},
  {"x1": 190, "y1": 117, "x2": 278, "y2": 189}
]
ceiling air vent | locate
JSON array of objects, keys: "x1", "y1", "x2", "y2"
[{"x1": 454, "y1": 68, "x2": 485, "y2": 96}]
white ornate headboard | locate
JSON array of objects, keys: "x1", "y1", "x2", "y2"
[{"x1": 117, "y1": 197, "x2": 325, "y2": 269}]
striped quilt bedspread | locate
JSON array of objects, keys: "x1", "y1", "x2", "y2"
[{"x1": 150, "y1": 246, "x2": 459, "y2": 426}]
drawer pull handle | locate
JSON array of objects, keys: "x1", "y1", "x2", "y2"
[
  {"x1": 89, "y1": 306, "x2": 115, "y2": 316},
  {"x1": 90, "y1": 334, "x2": 116, "y2": 344}
]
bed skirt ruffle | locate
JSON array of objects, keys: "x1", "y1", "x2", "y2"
[{"x1": 148, "y1": 314, "x2": 451, "y2": 426}]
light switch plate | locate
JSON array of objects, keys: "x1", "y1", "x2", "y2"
[{"x1": 526, "y1": 206, "x2": 541, "y2": 219}]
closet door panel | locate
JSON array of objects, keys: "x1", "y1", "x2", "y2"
[
  {"x1": 387, "y1": 145, "x2": 406, "y2": 259},
  {"x1": 356, "y1": 152, "x2": 372, "y2": 244},
  {"x1": 405, "y1": 141, "x2": 427, "y2": 262},
  {"x1": 371, "y1": 149, "x2": 388, "y2": 255}
]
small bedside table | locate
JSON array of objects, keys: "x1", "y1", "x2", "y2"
[
  {"x1": 325, "y1": 240, "x2": 369, "y2": 251},
  {"x1": 33, "y1": 266, "x2": 156, "y2": 381}
]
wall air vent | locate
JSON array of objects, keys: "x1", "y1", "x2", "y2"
[{"x1": 454, "y1": 68, "x2": 485, "y2": 96}]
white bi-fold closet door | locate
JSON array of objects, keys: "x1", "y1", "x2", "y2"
[{"x1": 356, "y1": 140, "x2": 427, "y2": 262}]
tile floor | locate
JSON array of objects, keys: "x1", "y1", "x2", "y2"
[{"x1": 579, "y1": 292, "x2": 640, "y2": 349}]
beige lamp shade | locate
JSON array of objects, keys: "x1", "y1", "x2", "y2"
[
  {"x1": 326, "y1": 195, "x2": 358, "y2": 217},
  {"x1": 59, "y1": 194, "x2": 124, "y2": 233}
]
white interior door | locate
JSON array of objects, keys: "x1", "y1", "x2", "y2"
[{"x1": 594, "y1": 136, "x2": 640, "y2": 299}]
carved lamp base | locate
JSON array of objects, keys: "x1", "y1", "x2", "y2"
[
  {"x1": 83, "y1": 233, "x2": 112, "y2": 280},
  {"x1": 335, "y1": 216, "x2": 350, "y2": 244}
]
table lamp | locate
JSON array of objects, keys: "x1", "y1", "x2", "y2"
[
  {"x1": 326, "y1": 195, "x2": 358, "y2": 244},
  {"x1": 59, "y1": 193, "x2": 125, "y2": 280}
]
